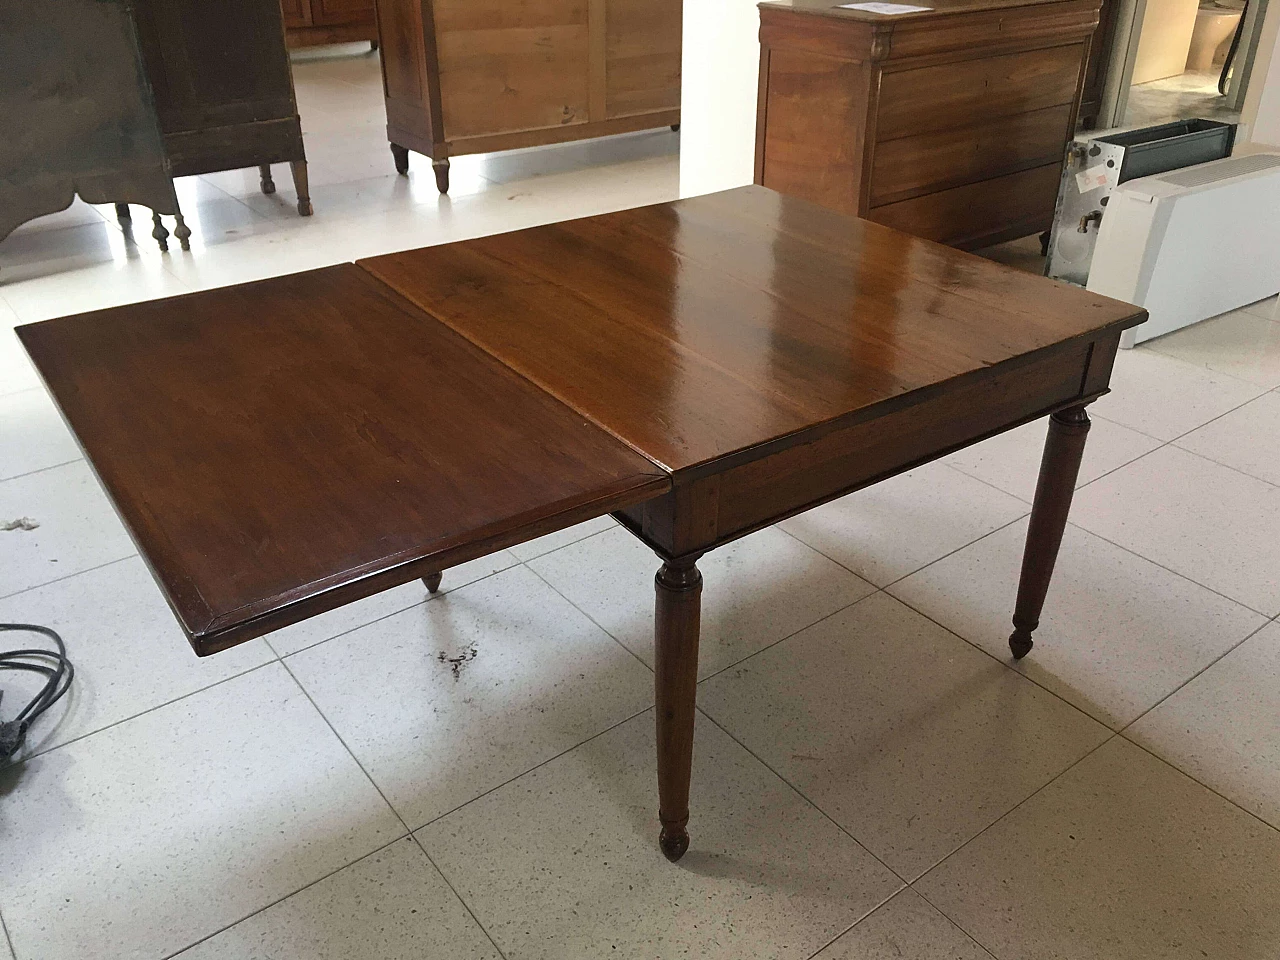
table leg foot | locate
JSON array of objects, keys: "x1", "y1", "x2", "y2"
[
  {"x1": 174, "y1": 213, "x2": 192, "y2": 252},
  {"x1": 1008, "y1": 404, "x2": 1091, "y2": 659},
  {"x1": 259, "y1": 164, "x2": 276, "y2": 195},
  {"x1": 392, "y1": 144, "x2": 410, "y2": 176},
  {"x1": 151, "y1": 211, "x2": 169, "y2": 252},
  {"x1": 290, "y1": 160, "x2": 313, "y2": 217},
  {"x1": 423, "y1": 571, "x2": 442, "y2": 593},
  {"x1": 655, "y1": 554, "x2": 702, "y2": 864},
  {"x1": 433, "y1": 158, "x2": 450, "y2": 194}
]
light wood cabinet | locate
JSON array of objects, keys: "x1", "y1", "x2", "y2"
[
  {"x1": 754, "y1": 0, "x2": 1100, "y2": 250},
  {"x1": 377, "y1": 0, "x2": 681, "y2": 193},
  {"x1": 282, "y1": 0, "x2": 378, "y2": 48}
]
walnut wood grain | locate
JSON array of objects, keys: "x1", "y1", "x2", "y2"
[{"x1": 18, "y1": 265, "x2": 668, "y2": 655}]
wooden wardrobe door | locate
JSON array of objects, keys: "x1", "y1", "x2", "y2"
[
  {"x1": 432, "y1": 0, "x2": 591, "y2": 139},
  {"x1": 604, "y1": 0, "x2": 681, "y2": 119}
]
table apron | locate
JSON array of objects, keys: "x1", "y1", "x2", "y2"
[{"x1": 619, "y1": 334, "x2": 1112, "y2": 557}]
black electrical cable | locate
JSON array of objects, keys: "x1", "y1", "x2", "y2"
[{"x1": 0, "y1": 624, "x2": 74, "y2": 762}]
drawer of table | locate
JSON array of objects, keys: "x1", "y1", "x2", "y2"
[
  {"x1": 712, "y1": 341, "x2": 1093, "y2": 542},
  {"x1": 870, "y1": 103, "x2": 1073, "y2": 207},
  {"x1": 867, "y1": 162, "x2": 1061, "y2": 247},
  {"x1": 875, "y1": 43, "x2": 1085, "y2": 142}
]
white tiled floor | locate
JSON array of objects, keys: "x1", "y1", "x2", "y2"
[{"x1": 2, "y1": 47, "x2": 1280, "y2": 960}]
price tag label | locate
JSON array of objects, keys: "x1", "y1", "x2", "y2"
[{"x1": 1075, "y1": 164, "x2": 1115, "y2": 193}]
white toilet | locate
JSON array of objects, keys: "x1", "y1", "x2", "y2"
[{"x1": 1187, "y1": 0, "x2": 1244, "y2": 72}]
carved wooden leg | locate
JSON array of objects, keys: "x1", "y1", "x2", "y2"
[
  {"x1": 1009, "y1": 405, "x2": 1091, "y2": 659},
  {"x1": 655, "y1": 554, "x2": 702, "y2": 863},
  {"x1": 290, "y1": 160, "x2": 313, "y2": 216},
  {"x1": 173, "y1": 213, "x2": 192, "y2": 251},
  {"x1": 422, "y1": 571, "x2": 442, "y2": 593},
  {"x1": 259, "y1": 164, "x2": 276, "y2": 195},
  {"x1": 391, "y1": 143, "x2": 410, "y2": 176},
  {"x1": 115, "y1": 203, "x2": 132, "y2": 223},
  {"x1": 151, "y1": 211, "x2": 169, "y2": 252},
  {"x1": 432, "y1": 158, "x2": 450, "y2": 194}
]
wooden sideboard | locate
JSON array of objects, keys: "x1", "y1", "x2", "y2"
[
  {"x1": 281, "y1": 0, "x2": 378, "y2": 49},
  {"x1": 754, "y1": 0, "x2": 1100, "y2": 249},
  {"x1": 375, "y1": 0, "x2": 682, "y2": 193},
  {"x1": 132, "y1": 0, "x2": 312, "y2": 216}
]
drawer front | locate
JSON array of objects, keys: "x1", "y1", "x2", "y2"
[
  {"x1": 885, "y1": 2, "x2": 1099, "y2": 60},
  {"x1": 870, "y1": 102, "x2": 1073, "y2": 206},
  {"x1": 713, "y1": 341, "x2": 1091, "y2": 543},
  {"x1": 876, "y1": 43, "x2": 1086, "y2": 141},
  {"x1": 868, "y1": 162, "x2": 1061, "y2": 247}
]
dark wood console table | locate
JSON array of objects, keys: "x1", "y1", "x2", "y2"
[{"x1": 18, "y1": 187, "x2": 1144, "y2": 859}]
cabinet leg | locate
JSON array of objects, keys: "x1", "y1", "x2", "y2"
[
  {"x1": 290, "y1": 160, "x2": 312, "y2": 217},
  {"x1": 670, "y1": 123, "x2": 680, "y2": 132},
  {"x1": 151, "y1": 211, "x2": 169, "y2": 252},
  {"x1": 654, "y1": 554, "x2": 702, "y2": 863},
  {"x1": 173, "y1": 212, "x2": 191, "y2": 252},
  {"x1": 114, "y1": 203, "x2": 132, "y2": 223},
  {"x1": 1009, "y1": 405, "x2": 1091, "y2": 659},
  {"x1": 391, "y1": 143, "x2": 410, "y2": 176},
  {"x1": 259, "y1": 165, "x2": 276, "y2": 195},
  {"x1": 423, "y1": 572, "x2": 442, "y2": 593},
  {"x1": 432, "y1": 158, "x2": 450, "y2": 194}
]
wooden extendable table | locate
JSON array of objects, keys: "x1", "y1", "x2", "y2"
[{"x1": 17, "y1": 186, "x2": 1145, "y2": 862}]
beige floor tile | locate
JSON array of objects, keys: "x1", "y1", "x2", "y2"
[
  {"x1": 700, "y1": 592, "x2": 1108, "y2": 879},
  {"x1": 0, "y1": 387, "x2": 80, "y2": 480},
  {"x1": 1088, "y1": 347, "x2": 1265, "y2": 440},
  {"x1": 417, "y1": 711, "x2": 902, "y2": 960},
  {"x1": 890, "y1": 520, "x2": 1266, "y2": 728},
  {"x1": 0, "y1": 324, "x2": 41, "y2": 398},
  {"x1": 508, "y1": 515, "x2": 616, "y2": 562},
  {"x1": 0, "y1": 257, "x2": 190, "y2": 324},
  {"x1": 812, "y1": 889, "x2": 995, "y2": 960},
  {"x1": 944, "y1": 415, "x2": 1162, "y2": 504},
  {"x1": 0, "y1": 461, "x2": 135, "y2": 598},
  {"x1": 1146, "y1": 307, "x2": 1280, "y2": 389},
  {"x1": 916, "y1": 737, "x2": 1280, "y2": 960},
  {"x1": 1176, "y1": 390, "x2": 1280, "y2": 486},
  {"x1": 529, "y1": 525, "x2": 875, "y2": 678},
  {"x1": 0, "y1": 558, "x2": 274, "y2": 759},
  {"x1": 266, "y1": 550, "x2": 519, "y2": 657},
  {"x1": 1072, "y1": 445, "x2": 1280, "y2": 616},
  {"x1": 1127, "y1": 618, "x2": 1280, "y2": 828},
  {"x1": 0, "y1": 664, "x2": 403, "y2": 960},
  {"x1": 287, "y1": 566, "x2": 653, "y2": 829},
  {"x1": 175, "y1": 837, "x2": 499, "y2": 960},
  {"x1": 1241, "y1": 294, "x2": 1279, "y2": 320},
  {"x1": 780, "y1": 462, "x2": 1029, "y2": 586}
]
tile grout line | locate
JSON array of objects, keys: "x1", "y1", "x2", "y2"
[
  {"x1": 693, "y1": 706, "x2": 911, "y2": 888},
  {"x1": 156, "y1": 833, "x2": 413, "y2": 960},
  {"x1": 406, "y1": 833, "x2": 511, "y2": 960},
  {"x1": 799, "y1": 887, "x2": 906, "y2": 960},
  {"x1": 0, "y1": 552, "x2": 138, "y2": 603},
  {"x1": 1, "y1": 456, "x2": 85, "y2": 485},
  {"x1": 0, "y1": 904, "x2": 16, "y2": 960}
]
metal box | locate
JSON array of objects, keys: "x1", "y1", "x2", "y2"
[{"x1": 1045, "y1": 119, "x2": 1236, "y2": 286}]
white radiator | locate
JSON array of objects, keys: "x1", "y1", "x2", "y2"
[{"x1": 1086, "y1": 152, "x2": 1280, "y2": 347}]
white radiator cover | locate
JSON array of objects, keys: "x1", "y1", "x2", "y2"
[{"x1": 1087, "y1": 153, "x2": 1280, "y2": 346}]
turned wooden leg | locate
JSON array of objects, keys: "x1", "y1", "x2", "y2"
[
  {"x1": 422, "y1": 571, "x2": 442, "y2": 593},
  {"x1": 432, "y1": 158, "x2": 450, "y2": 194},
  {"x1": 290, "y1": 160, "x2": 313, "y2": 216},
  {"x1": 173, "y1": 212, "x2": 191, "y2": 251},
  {"x1": 114, "y1": 203, "x2": 132, "y2": 223},
  {"x1": 391, "y1": 143, "x2": 410, "y2": 176},
  {"x1": 151, "y1": 211, "x2": 169, "y2": 252},
  {"x1": 655, "y1": 554, "x2": 702, "y2": 863},
  {"x1": 259, "y1": 164, "x2": 276, "y2": 195},
  {"x1": 1009, "y1": 405, "x2": 1091, "y2": 659}
]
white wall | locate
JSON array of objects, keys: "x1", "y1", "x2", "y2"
[
  {"x1": 678, "y1": 0, "x2": 762, "y2": 198},
  {"x1": 1242, "y1": 0, "x2": 1280, "y2": 146}
]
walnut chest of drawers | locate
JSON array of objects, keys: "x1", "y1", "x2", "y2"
[{"x1": 754, "y1": 0, "x2": 1101, "y2": 249}]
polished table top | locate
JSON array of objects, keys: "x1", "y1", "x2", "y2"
[{"x1": 18, "y1": 186, "x2": 1143, "y2": 656}]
